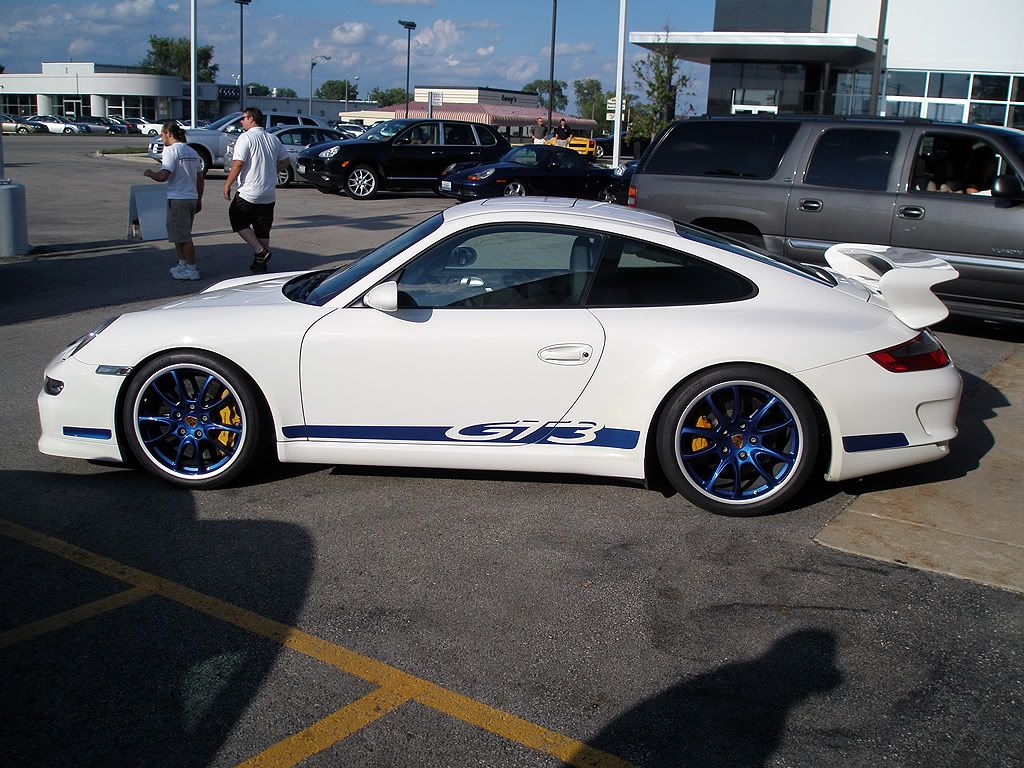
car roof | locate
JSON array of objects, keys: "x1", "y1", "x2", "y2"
[{"x1": 443, "y1": 198, "x2": 677, "y2": 234}]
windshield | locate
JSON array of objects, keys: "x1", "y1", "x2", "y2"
[
  {"x1": 361, "y1": 120, "x2": 408, "y2": 142},
  {"x1": 501, "y1": 146, "x2": 543, "y2": 166},
  {"x1": 302, "y1": 213, "x2": 446, "y2": 305},
  {"x1": 205, "y1": 113, "x2": 241, "y2": 131}
]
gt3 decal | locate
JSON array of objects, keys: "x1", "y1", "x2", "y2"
[{"x1": 283, "y1": 421, "x2": 640, "y2": 449}]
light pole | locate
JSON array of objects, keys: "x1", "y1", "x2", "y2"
[
  {"x1": 398, "y1": 19, "x2": 416, "y2": 118},
  {"x1": 234, "y1": 0, "x2": 251, "y2": 111},
  {"x1": 344, "y1": 74, "x2": 359, "y2": 114},
  {"x1": 309, "y1": 54, "x2": 331, "y2": 116}
]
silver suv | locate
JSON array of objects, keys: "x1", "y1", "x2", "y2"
[
  {"x1": 147, "y1": 111, "x2": 326, "y2": 175},
  {"x1": 630, "y1": 116, "x2": 1024, "y2": 325}
]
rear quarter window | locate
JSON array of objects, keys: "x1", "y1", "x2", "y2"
[{"x1": 644, "y1": 121, "x2": 800, "y2": 179}]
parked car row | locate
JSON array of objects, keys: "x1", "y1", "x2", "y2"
[{"x1": 1, "y1": 113, "x2": 48, "y2": 134}]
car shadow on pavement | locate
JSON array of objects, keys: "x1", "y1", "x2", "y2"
[
  {"x1": 572, "y1": 628, "x2": 842, "y2": 768},
  {"x1": 840, "y1": 370, "x2": 1005, "y2": 495},
  {"x1": 0, "y1": 469, "x2": 314, "y2": 767},
  {"x1": 0, "y1": 245, "x2": 366, "y2": 327}
]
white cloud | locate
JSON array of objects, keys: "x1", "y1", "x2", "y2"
[
  {"x1": 413, "y1": 19, "x2": 461, "y2": 55},
  {"x1": 541, "y1": 41, "x2": 595, "y2": 56},
  {"x1": 475, "y1": 46, "x2": 494, "y2": 57},
  {"x1": 331, "y1": 21, "x2": 371, "y2": 46},
  {"x1": 501, "y1": 57, "x2": 540, "y2": 83},
  {"x1": 111, "y1": 0, "x2": 156, "y2": 18},
  {"x1": 460, "y1": 19, "x2": 500, "y2": 30}
]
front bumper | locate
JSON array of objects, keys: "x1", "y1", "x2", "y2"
[
  {"x1": 37, "y1": 350, "x2": 127, "y2": 463},
  {"x1": 296, "y1": 156, "x2": 344, "y2": 187}
]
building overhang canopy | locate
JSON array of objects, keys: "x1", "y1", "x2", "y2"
[{"x1": 629, "y1": 32, "x2": 879, "y2": 68}]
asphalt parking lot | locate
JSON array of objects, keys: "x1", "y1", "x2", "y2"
[{"x1": 1, "y1": 135, "x2": 1022, "y2": 767}]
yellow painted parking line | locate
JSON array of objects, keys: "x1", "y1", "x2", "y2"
[
  {"x1": 0, "y1": 585, "x2": 151, "y2": 650},
  {"x1": 238, "y1": 680, "x2": 427, "y2": 768},
  {"x1": 0, "y1": 518, "x2": 634, "y2": 768}
]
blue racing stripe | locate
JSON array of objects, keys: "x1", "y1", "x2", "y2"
[
  {"x1": 842, "y1": 433, "x2": 909, "y2": 452},
  {"x1": 63, "y1": 426, "x2": 113, "y2": 440},
  {"x1": 283, "y1": 423, "x2": 640, "y2": 448}
]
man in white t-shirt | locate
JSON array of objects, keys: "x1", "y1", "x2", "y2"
[
  {"x1": 144, "y1": 121, "x2": 205, "y2": 280},
  {"x1": 223, "y1": 108, "x2": 289, "y2": 274}
]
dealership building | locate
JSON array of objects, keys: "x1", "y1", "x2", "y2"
[{"x1": 631, "y1": 0, "x2": 1024, "y2": 128}]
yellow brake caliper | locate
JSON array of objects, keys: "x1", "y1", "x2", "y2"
[
  {"x1": 691, "y1": 415, "x2": 712, "y2": 451},
  {"x1": 217, "y1": 389, "x2": 240, "y2": 448}
]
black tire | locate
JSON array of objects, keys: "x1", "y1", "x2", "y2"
[
  {"x1": 16, "y1": 126, "x2": 29, "y2": 135},
  {"x1": 595, "y1": 145, "x2": 605, "y2": 158},
  {"x1": 656, "y1": 365, "x2": 818, "y2": 516},
  {"x1": 345, "y1": 165, "x2": 379, "y2": 199},
  {"x1": 503, "y1": 179, "x2": 528, "y2": 197},
  {"x1": 276, "y1": 164, "x2": 294, "y2": 187},
  {"x1": 597, "y1": 186, "x2": 617, "y2": 203},
  {"x1": 63, "y1": 127, "x2": 74, "y2": 134},
  {"x1": 148, "y1": 128, "x2": 160, "y2": 136},
  {"x1": 122, "y1": 353, "x2": 262, "y2": 489}
]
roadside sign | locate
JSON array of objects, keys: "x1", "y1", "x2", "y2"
[
  {"x1": 606, "y1": 112, "x2": 616, "y2": 121},
  {"x1": 430, "y1": 92, "x2": 443, "y2": 106}
]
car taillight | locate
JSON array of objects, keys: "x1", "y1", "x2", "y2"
[
  {"x1": 868, "y1": 331, "x2": 950, "y2": 372},
  {"x1": 627, "y1": 184, "x2": 637, "y2": 207}
]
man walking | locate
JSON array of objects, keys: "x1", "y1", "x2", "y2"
[
  {"x1": 223, "y1": 108, "x2": 289, "y2": 273},
  {"x1": 144, "y1": 121, "x2": 204, "y2": 280}
]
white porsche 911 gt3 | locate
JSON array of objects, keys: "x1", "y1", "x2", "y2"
[{"x1": 38, "y1": 199, "x2": 962, "y2": 516}]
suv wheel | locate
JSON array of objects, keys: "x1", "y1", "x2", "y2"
[{"x1": 346, "y1": 166, "x2": 379, "y2": 200}]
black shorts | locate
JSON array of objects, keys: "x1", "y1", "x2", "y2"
[{"x1": 229, "y1": 195, "x2": 275, "y2": 239}]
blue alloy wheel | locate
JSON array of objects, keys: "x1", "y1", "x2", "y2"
[
  {"x1": 657, "y1": 366, "x2": 818, "y2": 516},
  {"x1": 124, "y1": 354, "x2": 261, "y2": 487}
]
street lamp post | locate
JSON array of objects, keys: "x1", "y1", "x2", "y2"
[
  {"x1": 344, "y1": 75, "x2": 359, "y2": 114},
  {"x1": 234, "y1": 0, "x2": 251, "y2": 111},
  {"x1": 547, "y1": 0, "x2": 557, "y2": 130},
  {"x1": 309, "y1": 54, "x2": 332, "y2": 116},
  {"x1": 398, "y1": 19, "x2": 416, "y2": 118}
]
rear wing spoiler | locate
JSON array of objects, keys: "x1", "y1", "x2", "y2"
[{"x1": 824, "y1": 244, "x2": 959, "y2": 330}]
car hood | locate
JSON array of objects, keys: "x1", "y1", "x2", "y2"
[
  {"x1": 157, "y1": 272, "x2": 310, "y2": 310},
  {"x1": 183, "y1": 127, "x2": 226, "y2": 141}
]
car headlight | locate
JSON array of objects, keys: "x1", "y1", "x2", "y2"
[
  {"x1": 67, "y1": 317, "x2": 119, "y2": 357},
  {"x1": 467, "y1": 168, "x2": 495, "y2": 181},
  {"x1": 319, "y1": 146, "x2": 340, "y2": 158}
]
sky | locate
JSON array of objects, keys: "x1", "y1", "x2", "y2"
[{"x1": 0, "y1": 0, "x2": 715, "y2": 113}]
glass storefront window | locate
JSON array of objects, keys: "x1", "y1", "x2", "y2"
[
  {"x1": 886, "y1": 71, "x2": 926, "y2": 97},
  {"x1": 928, "y1": 73, "x2": 969, "y2": 99},
  {"x1": 886, "y1": 100, "x2": 922, "y2": 118},
  {"x1": 969, "y1": 102, "x2": 1007, "y2": 126},
  {"x1": 971, "y1": 75, "x2": 1010, "y2": 101},
  {"x1": 1007, "y1": 105, "x2": 1024, "y2": 131},
  {"x1": 1012, "y1": 76, "x2": 1024, "y2": 102},
  {"x1": 927, "y1": 103, "x2": 965, "y2": 123}
]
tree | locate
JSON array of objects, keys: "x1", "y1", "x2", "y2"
[
  {"x1": 368, "y1": 86, "x2": 408, "y2": 107},
  {"x1": 277, "y1": 87, "x2": 297, "y2": 98},
  {"x1": 139, "y1": 36, "x2": 218, "y2": 82},
  {"x1": 315, "y1": 79, "x2": 359, "y2": 101},
  {"x1": 573, "y1": 77, "x2": 607, "y2": 131},
  {"x1": 630, "y1": 26, "x2": 687, "y2": 142},
  {"x1": 523, "y1": 79, "x2": 568, "y2": 112},
  {"x1": 247, "y1": 82, "x2": 271, "y2": 97}
]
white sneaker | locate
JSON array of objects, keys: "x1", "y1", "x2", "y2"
[{"x1": 171, "y1": 264, "x2": 201, "y2": 281}]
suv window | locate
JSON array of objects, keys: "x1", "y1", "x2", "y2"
[
  {"x1": 395, "y1": 225, "x2": 604, "y2": 309},
  {"x1": 270, "y1": 114, "x2": 300, "y2": 127},
  {"x1": 909, "y1": 132, "x2": 1015, "y2": 194},
  {"x1": 443, "y1": 123, "x2": 476, "y2": 145},
  {"x1": 587, "y1": 237, "x2": 755, "y2": 307},
  {"x1": 645, "y1": 121, "x2": 800, "y2": 179},
  {"x1": 805, "y1": 128, "x2": 899, "y2": 191},
  {"x1": 397, "y1": 123, "x2": 440, "y2": 146},
  {"x1": 474, "y1": 125, "x2": 498, "y2": 146}
]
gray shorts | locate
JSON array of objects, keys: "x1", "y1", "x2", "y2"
[{"x1": 167, "y1": 198, "x2": 197, "y2": 244}]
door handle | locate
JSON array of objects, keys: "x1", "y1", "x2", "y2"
[
  {"x1": 897, "y1": 205, "x2": 925, "y2": 220},
  {"x1": 798, "y1": 199, "x2": 823, "y2": 212},
  {"x1": 538, "y1": 344, "x2": 593, "y2": 365}
]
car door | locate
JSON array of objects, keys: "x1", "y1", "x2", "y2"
[
  {"x1": 439, "y1": 122, "x2": 483, "y2": 175},
  {"x1": 298, "y1": 223, "x2": 607, "y2": 454},
  {"x1": 784, "y1": 126, "x2": 905, "y2": 264},
  {"x1": 890, "y1": 128, "x2": 1024, "y2": 316},
  {"x1": 386, "y1": 122, "x2": 441, "y2": 182}
]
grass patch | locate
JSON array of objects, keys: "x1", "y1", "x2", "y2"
[{"x1": 99, "y1": 146, "x2": 148, "y2": 154}]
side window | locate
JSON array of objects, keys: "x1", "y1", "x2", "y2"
[
  {"x1": 394, "y1": 226, "x2": 605, "y2": 309},
  {"x1": 443, "y1": 122, "x2": 476, "y2": 145},
  {"x1": 805, "y1": 128, "x2": 899, "y2": 191},
  {"x1": 474, "y1": 125, "x2": 497, "y2": 146},
  {"x1": 554, "y1": 150, "x2": 585, "y2": 170},
  {"x1": 224, "y1": 119, "x2": 244, "y2": 135},
  {"x1": 645, "y1": 121, "x2": 800, "y2": 178},
  {"x1": 397, "y1": 123, "x2": 439, "y2": 145},
  {"x1": 909, "y1": 133, "x2": 1008, "y2": 195},
  {"x1": 277, "y1": 130, "x2": 302, "y2": 146},
  {"x1": 300, "y1": 116, "x2": 318, "y2": 125},
  {"x1": 270, "y1": 114, "x2": 300, "y2": 127},
  {"x1": 586, "y1": 238, "x2": 755, "y2": 307}
]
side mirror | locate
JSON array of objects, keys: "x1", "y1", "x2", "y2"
[
  {"x1": 363, "y1": 281, "x2": 399, "y2": 312},
  {"x1": 991, "y1": 174, "x2": 1024, "y2": 200}
]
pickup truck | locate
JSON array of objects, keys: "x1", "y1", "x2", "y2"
[
  {"x1": 629, "y1": 115, "x2": 1024, "y2": 325},
  {"x1": 147, "y1": 111, "x2": 326, "y2": 175}
]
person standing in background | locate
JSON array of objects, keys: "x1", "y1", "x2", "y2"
[
  {"x1": 530, "y1": 117, "x2": 548, "y2": 144},
  {"x1": 223, "y1": 108, "x2": 289, "y2": 274},
  {"x1": 554, "y1": 118, "x2": 572, "y2": 147},
  {"x1": 144, "y1": 121, "x2": 204, "y2": 280}
]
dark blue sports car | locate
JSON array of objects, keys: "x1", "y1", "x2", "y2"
[{"x1": 439, "y1": 144, "x2": 618, "y2": 202}]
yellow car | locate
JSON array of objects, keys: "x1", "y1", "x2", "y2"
[{"x1": 546, "y1": 135, "x2": 597, "y2": 161}]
